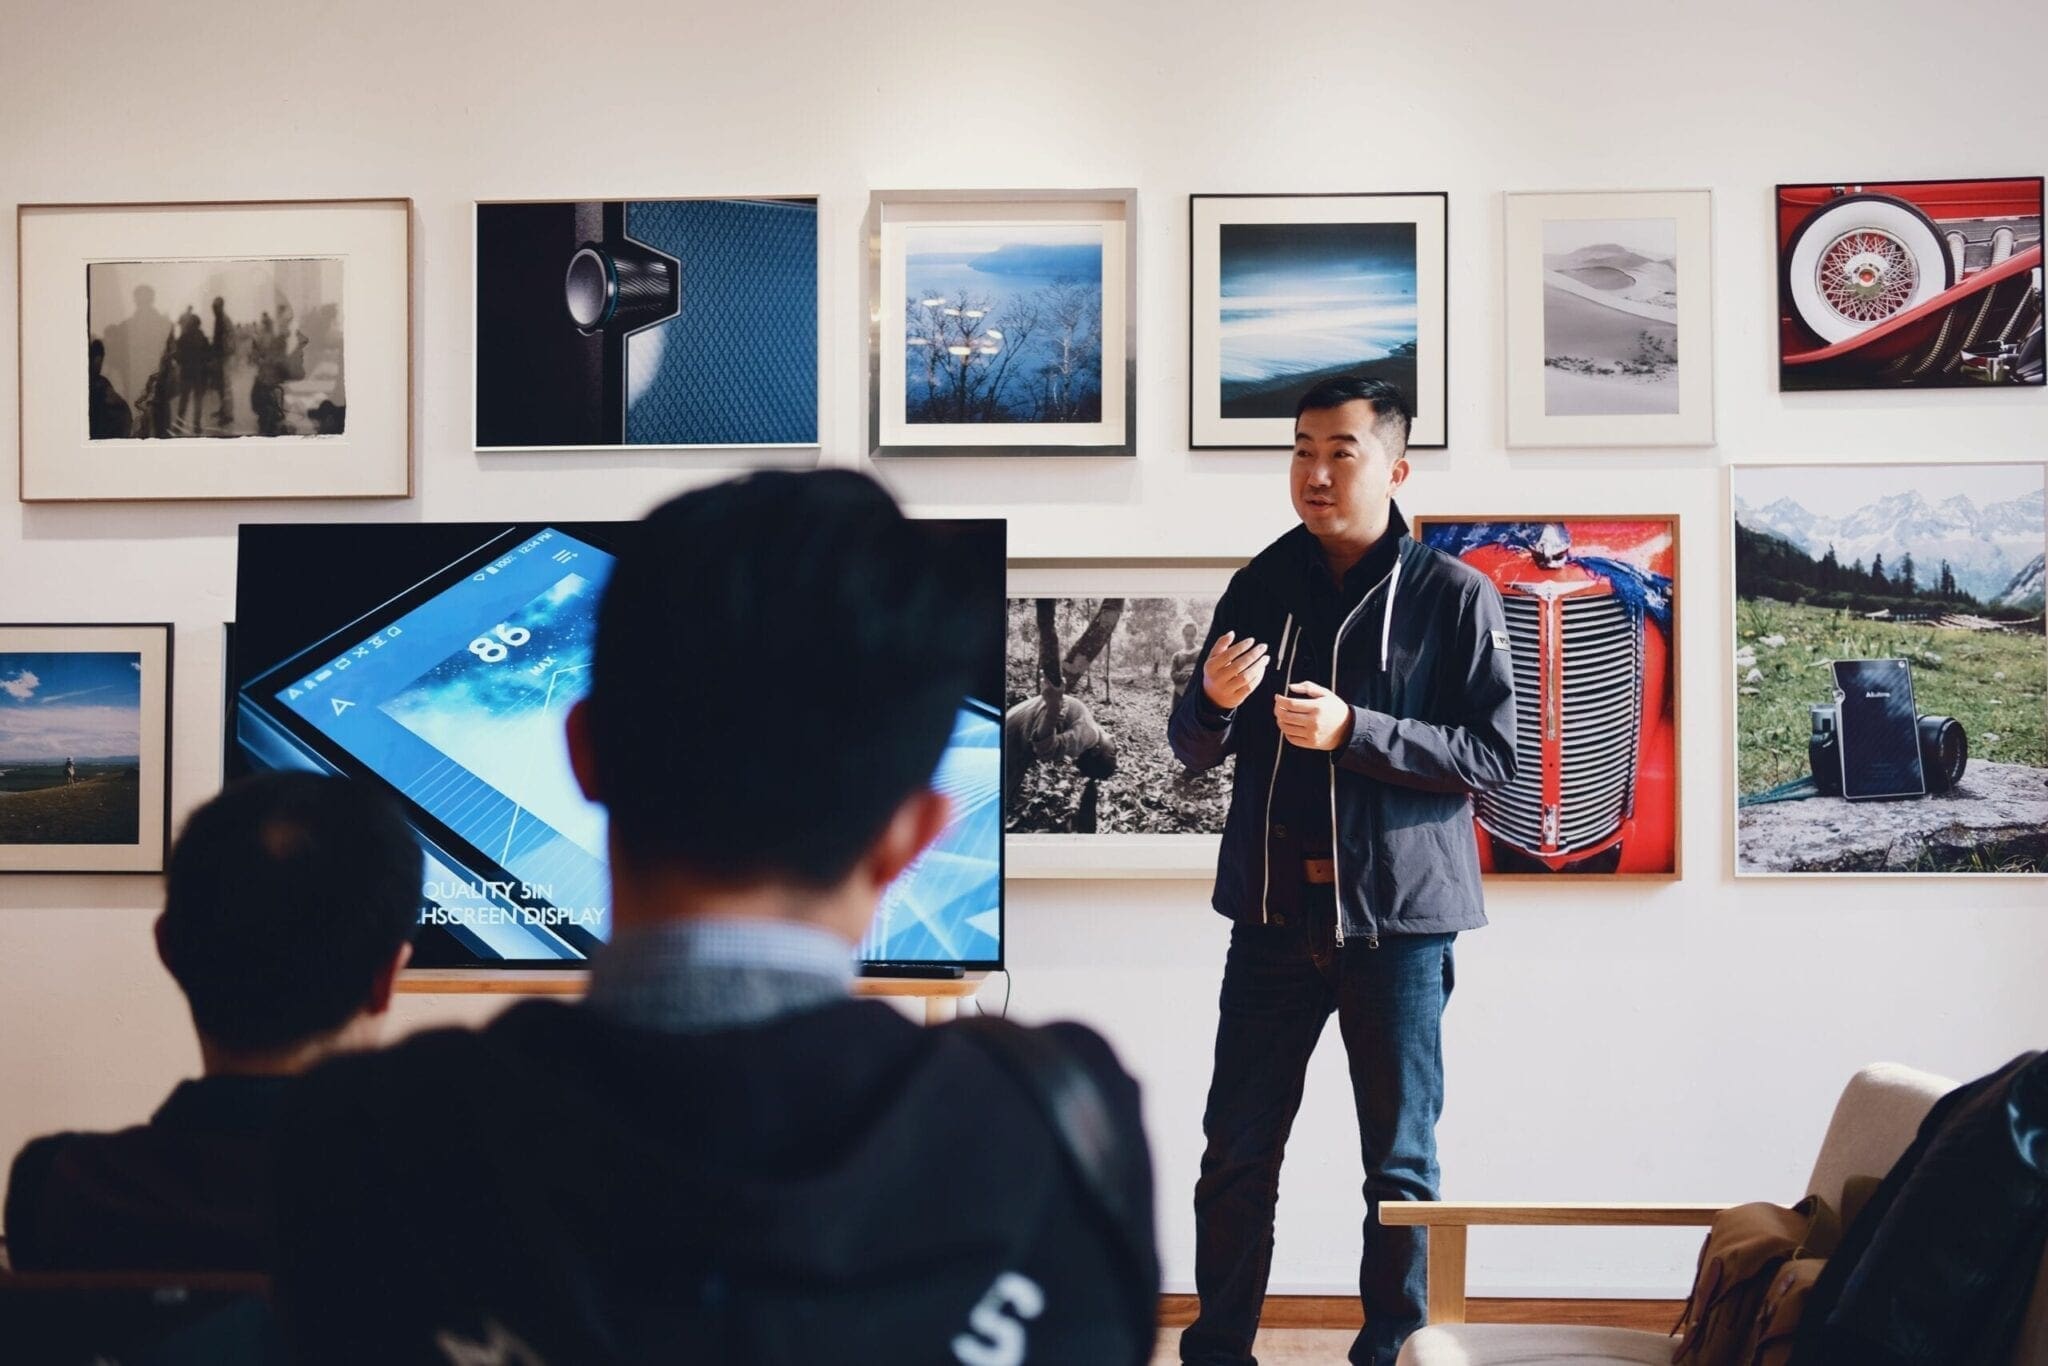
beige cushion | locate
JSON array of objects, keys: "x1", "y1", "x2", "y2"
[
  {"x1": 1802, "y1": 1062, "x2": 1951, "y2": 1214},
  {"x1": 1396, "y1": 1325, "x2": 1675, "y2": 1365}
]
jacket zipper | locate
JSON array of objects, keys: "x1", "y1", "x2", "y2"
[
  {"x1": 1259, "y1": 614, "x2": 1298, "y2": 925},
  {"x1": 1329, "y1": 553, "x2": 1403, "y2": 949}
]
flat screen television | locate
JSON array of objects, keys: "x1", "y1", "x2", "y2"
[{"x1": 229, "y1": 519, "x2": 1005, "y2": 971}]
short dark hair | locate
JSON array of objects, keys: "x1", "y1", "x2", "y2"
[
  {"x1": 160, "y1": 773, "x2": 420, "y2": 1053},
  {"x1": 586, "y1": 470, "x2": 990, "y2": 885},
  {"x1": 1294, "y1": 375, "x2": 1413, "y2": 459}
]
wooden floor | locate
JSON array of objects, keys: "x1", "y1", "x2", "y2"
[{"x1": 1151, "y1": 1297, "x2": 1680, "y2": 1363}]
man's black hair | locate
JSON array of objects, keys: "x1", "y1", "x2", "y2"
[
  {"x1": 587, "y1": 469, "x2": 992, "y2": 886},
  {"x1": 160, "y1": 773, "x2": 420, "y2": 1053},
  {"x1": 1294, "y1": 375, "x2": 1413, "y2": 459}
]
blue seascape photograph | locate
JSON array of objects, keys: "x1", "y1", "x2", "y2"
[
  {"x1": 1216, "y1": 221, "x2": 1418, "y2": 419},
  {"x1": 903, "y1": 223, "x2": 1104, "y2": 425}
]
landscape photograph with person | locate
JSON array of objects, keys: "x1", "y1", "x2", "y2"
[{"x1": 0, "y1": 651, "x2": 144, "y2": 848}]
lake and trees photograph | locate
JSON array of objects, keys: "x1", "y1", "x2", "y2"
[
  {"x1": 0, "y1": 652, "x2": 144, "y2": 847},
  {"x1": 1541, "y1": 217, "x2": 1678, "y2": 416},
  {"x1": 1733, "y1": 462, "x2": 2047, "y2": 874},
  {"x1": 903, "y1": 224, "x2": 1103, "y2": 425},
  {"x1": 1216, "y1": 220, "x2": 1418, "y2": 420},
  {"x1": 88, "y1": 257, "x2": 346, "y2": 440},
  {"x1": 1005, "y1": 596, "x2": 1233, "y2": 836}
]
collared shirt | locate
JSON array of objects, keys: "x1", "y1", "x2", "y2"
[{"x1": 584, "y1": 917, "x2": 856, "y2": 1034}]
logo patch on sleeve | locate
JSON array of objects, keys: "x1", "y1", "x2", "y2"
[{"x1": 1490, "y1": 629, "x2": 1511, "y2": 650}]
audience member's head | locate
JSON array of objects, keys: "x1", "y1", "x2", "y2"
[
  {"x1": 157, "y1": 773, "x2": 420, "y2": 1071},
  {"x1": 570, "y1": 470, "x2": 990, "y2": 936}
]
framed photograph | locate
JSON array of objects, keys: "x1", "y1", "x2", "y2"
[
  {"x1": 1504, "y1": 189, "x2": 1715, "y2": 446},
  {"x1": 1775, "y1": 177, "x2": 2043, "y2": 391},
  {"x1": 1005, "y1": 559, "x2": 1241, "y2": 876},
  {"x1": 1413, "y1": 517, "x2": 1681, "y2": 879},
  {"x1": 474, "y1": 196, "x2": 818, "y2": 449},
  {"x1": 1189, "y1": 192, "x2": 1447, "y2": 450},
  {"x1": 1732, "y1": 462, "x2": 2047, "y2": 876},
  {"x1": 866, "y1": 190, "x2": 1135, "y2": 457},
  {"x1": 18, "y1": 199, "x2": 411, "y2": 501},
  {"x1": 0, "y1": 624, "x2": 173, "y2": 873}
]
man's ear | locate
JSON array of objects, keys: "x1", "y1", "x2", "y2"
[
  {"x1": 1387, "y1": 453, "x2": 1412, "y2": 495},
  {"x1": 363, "y1": 941, "x2": 414, "y2": 1018},
  {"x1": 864, "y1": 789, "x2": 952, "y2": 894},
  {"x1": 566, "y1": 699, "x2": 602, "y2": 803}
]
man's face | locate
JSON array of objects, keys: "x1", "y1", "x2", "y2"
[
  {"x1": 1182, "y1": 625, "x2": 1198, "y2": 646},
  {"x1": 1291, "y1": 400, "x2": 1409, "y2": 543}
]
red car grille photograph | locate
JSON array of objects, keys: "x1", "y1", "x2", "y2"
[{"x1": 1479, "y1": 592, "x2": 1642, "y2": 856}]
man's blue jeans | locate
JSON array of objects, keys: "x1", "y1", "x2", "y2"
[{"x1": 1180, "y1": 889, "x2": 1456, "y2": 1366}]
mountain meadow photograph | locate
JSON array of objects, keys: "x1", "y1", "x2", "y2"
[{"x1": 1732, "y1": 462, "x2": 2047, "y2": 875}]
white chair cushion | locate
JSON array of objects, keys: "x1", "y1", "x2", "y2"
[{"x1": 1396, "y1": 1325, "x2": 1676, "y2": 1365}]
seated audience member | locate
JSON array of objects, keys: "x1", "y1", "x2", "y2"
[
  {"x1": 4, "y1": 774, "x2": 420, "y2": 1271},
  {"x1": 270, "y1": 472, "x2": 1161, "y2": 1365}
]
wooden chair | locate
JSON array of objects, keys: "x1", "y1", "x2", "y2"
[{"x1": 1386, "y1": 1062, "x2": 2048, "y2": 1365}]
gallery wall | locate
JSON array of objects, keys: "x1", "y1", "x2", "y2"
[{"x1": 3, "y1": 0, "x2": 2045, "y2": 1297}]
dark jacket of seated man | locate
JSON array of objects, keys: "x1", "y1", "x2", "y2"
[
  {"x1": 4, "y1": 773, "x2": 420, "y2": 1272},
  {"x1": 268, "y1": 472, "x2": 1161, "y2": 1366}
]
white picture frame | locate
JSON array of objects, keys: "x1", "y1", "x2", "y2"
[
  {"x1": 1005, "y1": 557, "x2": 1241, "y2": 878},
  {"x1": 866, "y1": 190, "x2": 1136, "y2": 457},
  {"x1": 1504, "y1": 189, "x2": 1715, "y2": 448},
  {"x1": 1728, "y1": 461, "x2": 2047, "y2": 878},
  {"x1": 470, "y1": 195, "x2": 821, "y2": 452},
  {"x1": 18, "y1": 198, "x2": 412, "y2": 501}
]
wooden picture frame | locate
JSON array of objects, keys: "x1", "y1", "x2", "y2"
[
  {"x1": 1411, "y1": 516, "x2": 1683, "y2": 881},
  {"x1": 1729, "y1": 462, "x2": 2046, "y2": 877}
]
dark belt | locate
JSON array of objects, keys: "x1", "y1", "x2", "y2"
[{"x1": 1303, "y1": 857, "x2": 1335, "y2": 885}]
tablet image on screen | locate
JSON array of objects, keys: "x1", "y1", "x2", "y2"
[
  {"x1": 232, "y1": 520, "x2": 1004, "y2": 970},
  {"x1": 1831, "y1": 658, "x2": 1926, "y2": 801}
]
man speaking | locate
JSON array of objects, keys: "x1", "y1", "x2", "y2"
[{"x1": 1170, "y1": 376, "x2": 1518, "y2": 1366}]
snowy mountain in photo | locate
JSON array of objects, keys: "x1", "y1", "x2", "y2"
[
  {"x1": 1998, "y1": 552, "x2": 2046, "y2": 608},
  {"x1": 1733, "y1": 486, "x2": 2045, "y2": 602}
]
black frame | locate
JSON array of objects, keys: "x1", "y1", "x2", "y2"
[
  {"x1": 1188, "y1": 191, "x2": 1450, "y2": 451},
  {"x1": 0, "y1": 621, "x2": 173, "y2": 875}
]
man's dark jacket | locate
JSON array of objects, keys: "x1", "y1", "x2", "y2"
[
  {"x1": 4, "y1": 1075, "x2": 287, "y2": 1271},
  {"x1": 269, "y1": 998, "x2": 1158, "y2": 1366},
  {"x1": 1169, "y1": 505, "x2": 1518, "y2": 942}
]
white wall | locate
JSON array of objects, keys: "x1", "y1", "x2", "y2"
[{"x1": 3, "y1": 0, "x2": 2045, "y2": 1299}]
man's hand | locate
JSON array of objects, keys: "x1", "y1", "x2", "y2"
[
  {"x1": 1202, "y1": 632, "x2": 1268, "y2": 711},
  {"x1": 1275, "y1": 681, "x2": 1353, "y2": 751}
]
